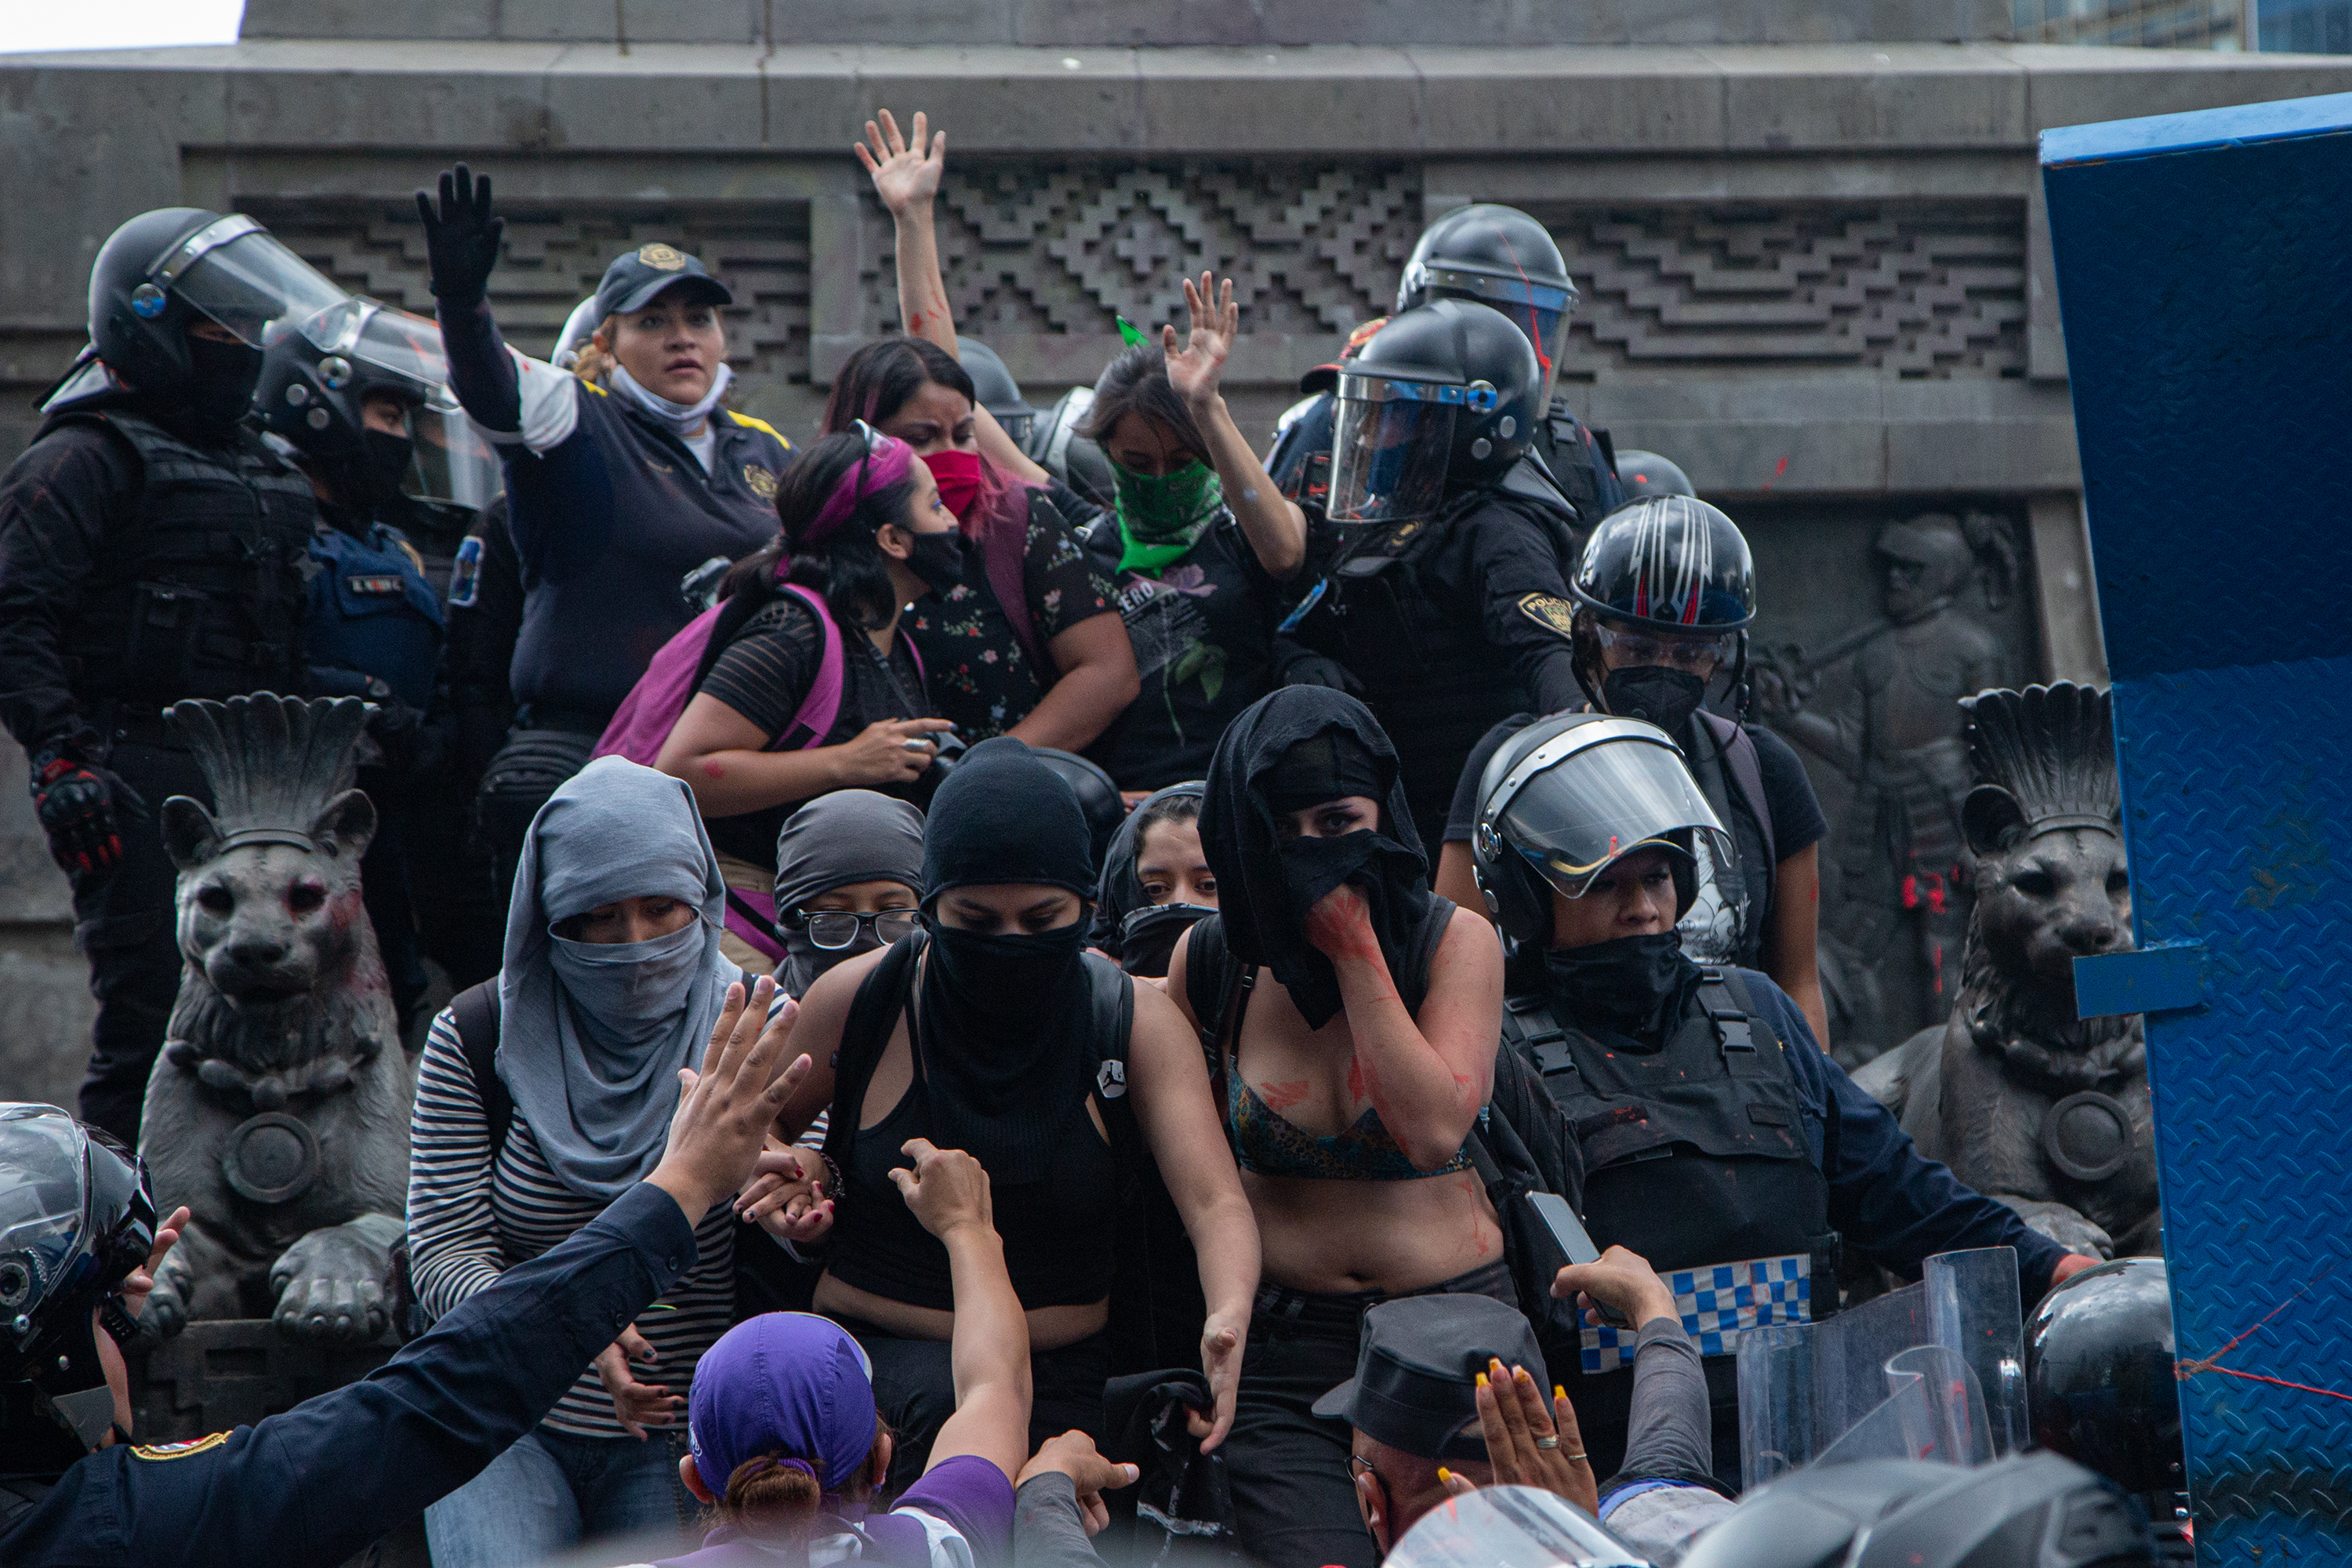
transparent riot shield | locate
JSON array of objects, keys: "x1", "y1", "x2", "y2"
[
  {"x1": 1737, "y1": 1247, "x2": 2024, "y2": 1488},
  {"x1": 1385, "y1": 1485, "x2": 1654, "y2": 1568}
]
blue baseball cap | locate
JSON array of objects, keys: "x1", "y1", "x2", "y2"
[
  {"x1": 592, "y1": 241, "x2": 733, "y2": 321},
  {"x1": 688, "y1": 1312, "x2": 877, "y2": 1498}
]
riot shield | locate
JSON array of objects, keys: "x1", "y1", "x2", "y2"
[
  {"x1": 1737, "y1": 1247, "x2": 2024, "y2": 1487},
  {"x1": 1385, "y1": 1484, "x2": 1653, "y2": 1568}
]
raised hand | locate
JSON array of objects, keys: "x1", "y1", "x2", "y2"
[
  {"x1": 648, "y1": 977, "x2": 810, "y2": 1221},
  {"x1": 855, "y1": 109, "x2": 946, "y2": 218},
  {"x1": 1303, "y1": 881, "x2": 1380, "y2": 964},
  {"x1": 889, "y1": 1138, "x2": 994, "y2": 1243},
  {"x1": 1463, "y1": 1359, "x2": 1597, "y2": 1515},
  {"x1": 1162, "y1": 271, "x2": 1239, "y2": 412},
  {"x1": 413, "y1": 162, "x2": 505, "y2": 307}
]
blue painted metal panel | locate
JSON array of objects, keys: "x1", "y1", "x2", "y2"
[
  {"x1": 2074, "y1": 942, "x2": 2205, "y2": 1020},
  {"x1": 2045, "y1": 94, "x2": 2352, "y2": 1564}
]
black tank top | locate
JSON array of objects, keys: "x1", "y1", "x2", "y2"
[{"x1": 824, "y1": 945, "x2": 1120, "y2": 1312}]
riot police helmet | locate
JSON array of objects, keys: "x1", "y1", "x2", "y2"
[
  {"x1": 1025, "y1": 387, "x2": 1116, "y2": 511},
  {"x1": 1327, "y1": 299, "x2": 1542, "y2": 528},
  {"x1": 2027, "y1": 1258, "x2": 2184, "y2": 1498},
  {"x1": 259, "y1": 297, "x2": 503, "y2": 520},
  {"x1": 1396, "y1": 204, "x2": 1577, "y2": 403},
  {"x1": 1470, "y1": 713, "x2": 1730, "y2": 946},
  {"x1": 957, "y1": 337, "x2": 1039, "y2": 445},
  {"x1": 1569, "y1": 496, "x2": 1758, "y2": 717},
  {"x1": 83, "y1": 207, "x2": 348, "y2": 408},
  {"x1": 0, "y1": 1104, "x2": 158, "y2": 1474},
  {"x1": 1676, "y1": 1453, "x2": 2152, "y2": 1568},
  {"x1": 1027, "y1": 748, "x2": 1127, "y2": 880},
  {"x1": 1610, "y1": 450, "x2": 1695, "y2": 503}
]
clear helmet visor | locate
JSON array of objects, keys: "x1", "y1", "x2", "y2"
[
  {"x1": 169, "y1": 226, "x2": 349, "y2": 349},
  {"x1": 1328, "y1": 376, "x2": 1459, "y2": 528},
  {"x1": 1483, "y1": 732, "x2": 1732, "y2": 901},
  {"x1": 0, "y1": 1108, "x2": 91, "y2": 1330},
  {"x1": 408, "y1": 399, "x2": 505, "y2": 514}
]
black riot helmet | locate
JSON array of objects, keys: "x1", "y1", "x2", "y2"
[
  {"x1": 1610, "y1": 450, "x2": 1694, "y2": 503},
  {"x1": 1327, "y1": 299, "x2": 1543, "y2": 527},
  {"x1": 1024, "y1": 387, "x2": 1116, "y2": 511},
  {"x1": 73, "y1": 208, "x2": 348, "y2": 412},
  {"x1": 1029, "y1": 748, "x2": 1127, "y2": 880},
  {"x1": 1396, "y1": 204, "x2": 1577, "y2": 404},
  {"x1": 1677, "y1": 1454, "x2": 2153, "y2": 1568},
  {"x1": 259, "y1": 297, "x2": 503, "y2": 521},
  {"x1": 0, "y1": 1104, "x2": 158, "y2": 1475},
  {"x1": 958, "y1": 337, "x2": 1039, "y2": 446},
  {"x1": 1470, "y1": 713, "x2": 1731, "y2": 946},
  {"x1": 1569, "y1": 495, "x2": 1759, "y2": 721},
  {"x1": 2027, "y1": 1258, "x2": 2184, "y2": 1498}
]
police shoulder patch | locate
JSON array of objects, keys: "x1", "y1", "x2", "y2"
[
  {"x1": 132, "y1": 1432, "x2": 231, "y2": 1461},
  {"x1": 1518, "y1": 593, "x2": 1578, "y2": 639}
]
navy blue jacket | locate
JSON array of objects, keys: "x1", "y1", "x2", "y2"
[
  {"x1": 1, "y1": 1182, "x2": 696, "y2": 1568},
  {"x1": 1731, "y1": 971, "x2": 2071, "y2": 1300}
]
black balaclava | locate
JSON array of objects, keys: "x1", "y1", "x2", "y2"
[
  {"x1": 1544, "y1": 932, "x2": 1704, "y2": 1047},
  {"x1": 1602, "y1": 665, "x2": 1708, "y2": 737},
  {"x1": 1200, "y1": 688, "x2": 1433, "y2": 1030},
  {"x1": 918, "y1": 736, "x2": 1100, "y2": 1185},
  {"x1": 358, "y1": 428, "x2": 416, "y2": 507},
  {"x1": 1091, "y1": 780, "x2": 1209, "y2": 977},
  {"x1": 179, "y1": 334, "x2": 264, "y2": 434}
]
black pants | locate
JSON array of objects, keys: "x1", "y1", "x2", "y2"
[
  {"x1": 68, "y1": 742, "x2": 209, "y2": 1148},
  {"x1": 354, "y1": 765, "x2": 430, "y2": 1036},
  {"x1": 851, "y1": 1323, "x2": 1109, "y2": 1497},
  {"x1": 1223, "y1": 1261, "x2": 1514, "y2": 1568}
]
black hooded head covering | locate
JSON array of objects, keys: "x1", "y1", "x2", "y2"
[
  {"x1": 1092, "y1": 780, "x2": 1210, "y2": 977},
  {"x1": 916, "y1": 736, "x2": 1099, "y2": 1185},
  {"x1": 1200, "y1": 688, "x2": 1432, "y2": 1029}
]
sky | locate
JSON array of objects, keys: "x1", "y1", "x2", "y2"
[{"x1": 0, "y1": 1, "x2": 245, "y2": 53}]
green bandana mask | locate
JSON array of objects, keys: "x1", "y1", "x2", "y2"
[{"x1": 1113, "y1": 460, "x2": 1225, "y2": 576}]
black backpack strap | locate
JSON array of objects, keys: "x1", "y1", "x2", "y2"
[
  {"x1": 1697, "y1": 710, "x2": 1777, "y2": 873},
  {"x1": 820, "y1": 934, "x2": 924, "y2": 1179},
  {"x1": 1085, "y1": 954, "x2": 1138, "y2": 1117},
  {"x1": 449, "y1": 979, "x2": 509, "y2": 1152}
]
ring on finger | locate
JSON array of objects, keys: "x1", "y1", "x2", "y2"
[{"x1": 1534, "y1": 1436, "x2": 1559, "y2": 1450}]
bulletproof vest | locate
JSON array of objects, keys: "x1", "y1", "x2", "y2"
[
  {"x1": 0, "y1": 1472, "x2": 53, "y2": 1533},
  {"x1": 307, "y1": 517, "x2": 447, "y2": 709},
  {"x1": 1504, "y1": 970, "x2": 1831, "y2": 1279},
  {"x1": 1534, "y1": 396, "x2": 1617, "y2": 530},
  {"x1": 54, "y1": 411, "x2": 316, "y2": 719}
]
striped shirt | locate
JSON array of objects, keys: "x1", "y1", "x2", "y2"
[{"x1": 406, "y1": 1006, "x2": 739, "y2": 1439}]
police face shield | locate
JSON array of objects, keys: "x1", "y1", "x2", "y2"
[
  {"x1": 1327, "y1": 372, "x2": 1472, "y2": 528},
  {"x1": 152, "y1": 216, "x2": 347, "y2": 348},
  {"x1": 307, "y1": 300, "x2": 504, "y2": 514},
  {"x1": 408, "y1": 393, "x2": 504, "y2": 515},
  {"x1": 1476, "y1": 721, "x2": 1732, "y2": 902}
]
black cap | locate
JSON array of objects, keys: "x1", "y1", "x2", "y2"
[
  {"x1": 1312, "y1": 1294, "x2": 1544, "y2": 1462},
  {"x1": 592, "y1": 242, "x2": 733, "y2": 321}
]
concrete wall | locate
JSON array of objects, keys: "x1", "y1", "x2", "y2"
[{"x1": 4, "y1": 34, "x2": 2350, "y2": 1076}]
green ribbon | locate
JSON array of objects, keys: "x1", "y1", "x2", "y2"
[{"x1": 1113, "y1": 460, "x2": 1225, "y2": 575}]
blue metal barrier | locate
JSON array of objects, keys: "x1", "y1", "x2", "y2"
[{"x1": 2045, "y1": 96, "x2": 2352, "y2": 1564}]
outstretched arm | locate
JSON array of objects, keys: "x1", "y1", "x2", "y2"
[
  {"x1": 857, "y1": 110, "x2": 1050, "y2": 486},
  {"x1": 895, "y1": 1139, "x2": 1034, "y2": 1485},
  {"x1": 1163, "y1": 272, "x2": 1306, "y2": 581}
]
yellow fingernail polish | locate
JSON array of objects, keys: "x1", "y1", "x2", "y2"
[
  {"x1": 1555, "y1": 1385, "x2": 1567, "y2": 1402},
  {"x1": 1475, "y1": 1371, "x2": 1488, "y2": 1388},
  {"x1": 1438, "y1": 1467, "x2": 1453, "y2": 1483}
]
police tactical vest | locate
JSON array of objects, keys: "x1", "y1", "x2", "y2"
[
  {"x1": 307, "y1": 518, "x2": 447, "y2": 710},
  {"x1": 1535, "y1": 397, "x2": 1615, "y2": 528},
  {"x1": 55, "y1": 412, "x2": 315, "y2": 718}
]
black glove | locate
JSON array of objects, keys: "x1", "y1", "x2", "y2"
[
  {"x1": 30, "y1": 740, "x2": 147, "y2": 877},
  {"x1": 1276, "y1": 651, "x2": 1363, "y2": 695},
  {"x1": 414, "y1": 162, "x2": 504, "y2": 309},
  {"x1": 366, "y1": 689, "x2": 429, "y2": 777}
]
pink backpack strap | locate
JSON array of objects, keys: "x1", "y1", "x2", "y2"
[
  {"x1": 592, "y1": 602, "x2": 727, "y2": 764},
  {"x1": 979, "y1": 488, "x2": 1047, "y2": 673},
  {"x1": 773, "y1": 583, "x2": 845, "y2": 750}
]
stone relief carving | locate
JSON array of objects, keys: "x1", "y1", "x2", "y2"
[
  {"x1": 241, "y1": 199, "x2": 813, "y2": 380},
  {"x1": 1525, "y1": 201, "x2": 2028, "y2": 378}
]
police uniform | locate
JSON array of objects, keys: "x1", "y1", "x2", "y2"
[
  {"x1": 0, "y1": 405, "x2": 314, "y2": 1145},
  {"x1": 1502, "y1": 966, "x2": 2072, "y2": 1485},
  {"x1": 0, "y1": 1182, "x2": 697, "y2": 1568},
  {"x1": 1531, "y1": 394, "x2": 1626, "y2": 534}
]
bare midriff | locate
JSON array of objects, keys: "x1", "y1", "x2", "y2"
[
  {"x1": 812, "y1": 1272, "x2": 1110, "y2": 1348},
  {"x1": 1247, "y1": 1165, "x2": 1503, "y2": 1296}
]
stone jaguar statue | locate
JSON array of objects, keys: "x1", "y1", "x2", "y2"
[
  {"x1": 139, "y1": 694, "x2": 415, "y2": 1341},
  {"x1": 1853, "y1": 683, "x2": 2158, "y2": 1259}
]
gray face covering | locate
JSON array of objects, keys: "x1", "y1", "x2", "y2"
[
  {"x1": 495, "y1": 756, "x2": 739, "y2": 1200},
  {"x1": 771, "y1": 790, "x2": 927, "y2": 999}
]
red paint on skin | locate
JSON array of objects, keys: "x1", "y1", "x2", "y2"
[
  {"x1": 1257, "y1": 1079, "x2": 1312, "y2": 1113},
  {"x1": 1346, "y1": 1056, "x2": 1366, "y2": 1103},
  {"x1": 701, "y1": 760, "x2": 727, "y2": 780}
]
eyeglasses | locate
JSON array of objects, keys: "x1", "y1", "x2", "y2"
[
  {"x1": 787, "y1": 909, "x2": 921, "y2": 949},
  {"x1": 1593, "y1": 620, "x2": 1733, "y2": 673},
  {"x1": 1345, "y1": 1454, "x2": 1378, "y2": 1485}
]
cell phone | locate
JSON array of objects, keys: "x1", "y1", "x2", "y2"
[{"x1": 1526, "y1": 1192, "x2": 1629, "y2": 1328}]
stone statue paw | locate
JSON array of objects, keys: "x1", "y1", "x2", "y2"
[
  {"x1": 141, "y1": 1271, "x2": 191, "y2": 1342},
  {"x1": 2000, "y1": 1196, "x2": 2114, "y2": 1261},
  {"x1": 268, "y1": 1217, "x2": 400, "y2": 1342}
]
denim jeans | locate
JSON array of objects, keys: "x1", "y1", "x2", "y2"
[{"x1": 423, "y1": 1422, "x2": 696, "y2": 1568}]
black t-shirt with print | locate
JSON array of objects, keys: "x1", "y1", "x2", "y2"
[
  {"x1": 695, "y1": 591, "x2": 932, "y2": 869},
  {"x1": 1077, "y1": 510, "x2": 1287, "y2": 791},
  {"x1": 906, "y1": 488, "x2": 1116, "y2": 742}
]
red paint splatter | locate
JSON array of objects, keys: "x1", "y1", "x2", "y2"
[
  {"x1": 1346, "y1": 1057, "x2": 1367, "y2": 1102},
  {"x1": 1761, "y1": 456, "x2": 1791, "y2": 491},
  {"x1": 1258, "y1": 1078, "x2": 1312, "y2": 1113},
  {"x1": 700, "y1": 760, "x2": 727, "y2": 780}
]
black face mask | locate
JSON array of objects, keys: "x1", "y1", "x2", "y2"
[
  {"x1": 918, "y1": 918, "x2": 1091, "y2": 1185},
  {"x1": 904, "y1": 528, "x2": 967, "y2": 597},
  {"x1": 1269, "y1": 828, "x2": 1428, "y2": 1029},
  {"x1": 360, "y1": 429, "x2": 416, "y2": 506},
  {"x1": 1541, "y1": 931, "x2": 1702, "y2": 1045},
  {"x1": 1602, "y1": 665, "x2": 1708, "y2": 735},
  {"x1": 181, "y1": 336, "x2": 263, "y2": 431},
  {"x1": 1118, "y1": 902, "x2": 1214, "y2": 979}
]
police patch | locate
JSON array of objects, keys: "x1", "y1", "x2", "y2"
[
  {"x1": 1096, "y1": 1059, "x2": 1127, "y2": 1101},
  {"x1": 132, "y1": 1432, "x2": 231, "y2": 1461},
  {"x1": 637, "y1": 243, "x2": 688, "y2": 271},
  {"x1": 347, "y1": 575, "x2": 405, "y2": 596},
  {"x1": 743, "y1": 464, "x2": 779, "y2": 500},
  {"x1": 1517, "y1": 593, "x2": 1579, "y2": 639}
]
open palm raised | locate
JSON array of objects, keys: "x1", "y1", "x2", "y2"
[{"x1": 1163, "y1": 270, "x2": 1240, "y2": 409}]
